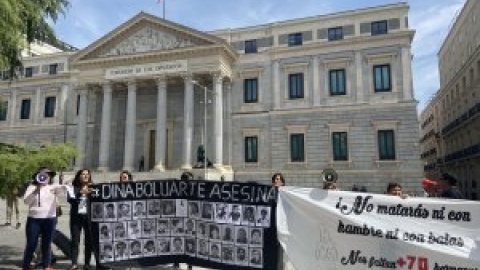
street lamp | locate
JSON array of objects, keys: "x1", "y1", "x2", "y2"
[{"x1": 192, "y1": 80, "x2": 213, "y2": 180}]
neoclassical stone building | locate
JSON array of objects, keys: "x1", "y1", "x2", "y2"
[{"x1": 0, "y1": 3, "x2": 422, "y2": 192}]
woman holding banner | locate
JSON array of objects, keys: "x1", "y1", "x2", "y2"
[
  {"x1": 68, "y1": 169, "x2": 111, "y2": 270},
  {"x1": 272, "y1": 173, "x2": 285, "y2": 270}
]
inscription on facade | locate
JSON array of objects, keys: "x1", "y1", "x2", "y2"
[{"x1": 105, "y1": 60, "x2": 188, "y2": 79}]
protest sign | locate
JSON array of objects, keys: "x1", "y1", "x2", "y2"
[
  {"x1": 90, "y1": 179, "x2": 278, "y2": 270},
  {"x1": 277, "y1": 187, "x2": 480, "y2": 270}
]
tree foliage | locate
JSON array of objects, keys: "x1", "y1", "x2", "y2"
[
  {"x1": 0, "y1": 143, "x2": 78, "y2": 197},
  {"x1": 0, "y1": 0, "x2": 70, "y2": 77}
]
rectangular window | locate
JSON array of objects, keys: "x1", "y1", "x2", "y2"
[
  {"x1": 332, "y1": 132, "x2": 348, "y2": 161},
  {"x1": 44, "y1": 96, "x2": 56, "y2": 118},
  {"x1": 76, "y1": 95, "x2": 80, "y2": 115},
  {"x1": 244, "y1": 40, "x2": 257, "y2": 54},
  {"x1": 20, "y1": 99, "x2": 31, "y2": 120},
  {"x1": 49, "y1": 64, "x2": 58, "y2": 75},
  {"x1": 371, "y1": 20, "x2": 388, "y2": 35},
  {"x1": 290, "y1": 133, "x2": 305, "y2": 162},
  {"x1": 0, "y1": 101, "x2": 7, "y2": 121},
  {"x1": 328, "y1": 27, "x2": 343, "y2": 41},
  {"x1": 373, "y1": 64, "x2": 391, "y2": 92},
  {"x1": 288, "y1": 33, "x2": 303, "y2": 46},
  {"x1": 329, "y1": 69, "x2": 346, "y2": 95},
  {"x1": 25, "y1": 67, "x2": 33, "y2": 78},
  {"x1": 378, "y1": 130, "x2": 396, "y2": 160},
  {"x1": 289, "y1": 73, "x2": 304, "y2": 99},
  {"x1": 244, "y1": 136, "x2": 258, "y2": 163},
  {"x1": 244, "y1": 78, "x2": 258, "y2": 103}
]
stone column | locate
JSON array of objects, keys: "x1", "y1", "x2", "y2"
[
  {"x1": 213, "y1": 74, "x2": 224, "y2": 167},
  {"x1": 33, "y1": 88, "x2": 42, "y2": 124},
  {"x1": 123, "y1": 80, "x2": 137, "y2": 171},
  {"x1": 312, "y1": 56, "x2": 321, "y2": 106},
  {"x1": 355, "y1": 51, "x2": 365, "y2": 103},
  {"x1": 272, "y1": 60, "x2": 281, "y2": 109},
  {"x1": 76, "y1": 86, "x2": 88, "y2": 169},
  {"x1": 181, "y1": 75, "x2": 194, "y2": 169},
  {"x1": 401, "y1": 46, "x2": 414, "y2": 101},
  {"x1": 98, "y1": 81, "x2": 113, "y2": 171},
  {"x1": 8, "y1": 90, "x2": 17, "y2": 126},
  {"x1": 155, "y1": 76, "x2": 167, "y2": 171}
]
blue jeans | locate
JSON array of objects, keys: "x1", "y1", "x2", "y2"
[{"x1": 22, "y1": 217, "x2": 56, "y2": 269}]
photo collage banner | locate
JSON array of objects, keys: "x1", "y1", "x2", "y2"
[{"x1": 90, "y1": 179, "x2": 278, "y2": 270}]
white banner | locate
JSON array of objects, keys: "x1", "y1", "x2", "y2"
[
  {"x1": 277, "y1": 187, "x2": 480, "y2": 270},
  {"x1": 105, "y1": 60, "x2": 187, "y2": 79}
]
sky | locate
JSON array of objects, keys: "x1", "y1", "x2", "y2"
[{"x1": 52, "y1": 0, "x2": 467, "y2": 112}]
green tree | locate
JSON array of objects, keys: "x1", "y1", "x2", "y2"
[
  {"x1": 0, "y1": 143, "x2": 78, "y2": 198},
  {"x1": 0, "y1": 0, "x2": 70, "y2": 78}
]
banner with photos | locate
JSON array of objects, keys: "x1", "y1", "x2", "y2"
[
  {"x1": 277, "y1": 187, "x2": 480, "y2": 270},
  {"x1": 89, "y1": 180, "x2": 278, "y2": 270}
]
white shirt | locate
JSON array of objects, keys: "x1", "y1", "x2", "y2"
[{"x1": 23, "y1": 184, "x2": 67, "y2": 218}]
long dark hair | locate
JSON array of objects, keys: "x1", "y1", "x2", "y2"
[
  {"x1": 72, "y1": 169, "x2": 92, "y2": 188},
  {"x1": 271, "y1": 173, "x2": 285, "y2": 185}
]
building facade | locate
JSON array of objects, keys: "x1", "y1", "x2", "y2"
[
  {"x1": 419, "y1": 0, "x2": 480, "y2": 199},
  {"x1": 0, "y1": 3, "x2": 422, "y2": 192}
]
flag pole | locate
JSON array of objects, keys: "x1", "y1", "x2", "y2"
[{"x1": 163, "y1": 0, "x2": 165, "y2": 19}]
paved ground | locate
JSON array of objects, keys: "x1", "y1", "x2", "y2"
[{"x1": 0, "y1": 198, "x2": 210, "y2": 270}]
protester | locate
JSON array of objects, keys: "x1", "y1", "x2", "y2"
[
  {"x1": 271, "y1": 173, "x2": 285, "y2": 188},
  {"x1": 323, "y1": 182, "x2": 339, "y2": 190},
  {"x1": 437, "y1": 173, "x2": 463, "y2": 199},
  {"x1": 68, "y1": 169, "x2": 111, "y2": 270},
  {"x1": 119, "y1": 170, "x2": 133, "y2": 183},
  {"x1": 421, "y1": 178, "x2": 437, "y2": 197},
  {"x1": 5, "y1": 184, "x2": 21, "y2": 229},
  {"x1": 386, "y1": 182, "x2": 405, "y2": 198},
  {"x1": 22, "y1": 167, "x2": 68, "y2": 270},
  {"x1": 174, "y1": 172, "x2": 193, "y2": 270}
]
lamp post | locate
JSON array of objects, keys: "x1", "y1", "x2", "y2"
[{"x1": 192, "y1": 80, "x2": 213, "y2": 180}]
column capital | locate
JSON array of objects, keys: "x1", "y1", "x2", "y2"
[
  {"x1": 154, "y1": 75, "x2": 167, "y2": 86},
  {"x1": 212, "y1": 71, "x2": 223, "y2": 82},
  {"x1": 181, "y1": 73, "x2": 194, "y2": 82}
]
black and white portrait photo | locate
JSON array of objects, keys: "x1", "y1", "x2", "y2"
[
  {"x1": 250, "y1": 228, "x2": 263, "y2": 246},
  {"x1": 197, "y1": 222, "x2": 209, "y2": 238},
  {"x1": 161, "y1": 200, "x2": 176, "y2": 217},
  {"x1": 184, "y1": 218, "x2": 196, "y2": 235},
  {"x1": 129, "y1": 240, "x2": 143, "y2": 258},
  {"x1": 249, "y1": 247, "x2": 263, "y2": 267},
  {"x1": 171, "y1": 237, "x2": 184, "y2": 254},
  {"x1": 185, "y1": 237, "x2": 196, "y2": 255},
  {"x1": 222, "y1": 225, "x2": 234, "y2": 243},
  {"x1": 91, "y1": 202, "x2": 104, "y2": 222},
  {"x1": 242, "y1": 205, "x2": 256, "y2": 226},
  {"x1": 222, "y1": 245, "x2": 235, "y2": 264},
  {"x1": 115, "y1": 241, "x2": 129, "y2": 261},
  {"x1": 235, "y1": 227, "x2": 248, "y2": 245},
  {"x1": 176, "y1": 199, "x2": 188, "y2": 217},
  {"x1": 209, "y1": 242, "x2": 221, "y2": 261},
  {"x1": 99, "y1": 223, "x2": 112, "y2": 242},
  {"x1": 104, "y1": 203, "x2": 116, "y2": 222},
  {"x1": 132, "y1": 200, "x2": 146, "y2": 219},
  {"x1": 147, "y1": 199, "x2": 161, "y2": 218},
  {"x1": 214, "y1": 203, "x2": 229, "y2": 223},
  {"x1": 100, "y1": 243, "x2": 114, "y2": 262},
  {"x1": 171, "y1": 218, "x2": 184, "y2": 235},
  {"x1": 156, "y1": 218, "x2": 170, "y2": 235},
  {"x1": 235, "y1": 246, "x2": 248, "y2": 265},
  {"x1": 201, "y1": 202, "x2": 213, "y2": 220},
  {"x1": 117, "y1": 202, "x2": 131, "y2": 221},
  {"x1": 228, "y1": 204, "x2": 242, "y2": 225},
  {"x1": 127, "y1": 220, "x2": 141, "y2": 239},
  {"x1": 114, "y1": 222, "x2": 127, "y2": 240},
  {"x1": 157, "y1": 237, "x2": 171, "y2": 254},
  {"x1": 143, "y1": 239, "x2": 157, "y2": 256},
  {"x1": 142, "y1": 219, "x2": 156, "y2": 238},
  {"x1": 209, "y1": 224, "x2": 221, "y2": 240},
  {"x1": 197, "y1": 239, "x2": 209, "y2": 258},
  {"x1": 256, "y1": 206, "x2": 271, "y2": 227},
  {"x1": 188, "y1": 201, "x2": 200, "y2": 218}
]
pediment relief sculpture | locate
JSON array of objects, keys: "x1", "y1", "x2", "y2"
[{"x1": 100, "y1": 26, "x2": 206, "y2": 57}]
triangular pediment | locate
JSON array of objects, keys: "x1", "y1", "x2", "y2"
[{"x1": 72, "y1": 12, "x2": 234, "y2": 62}]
